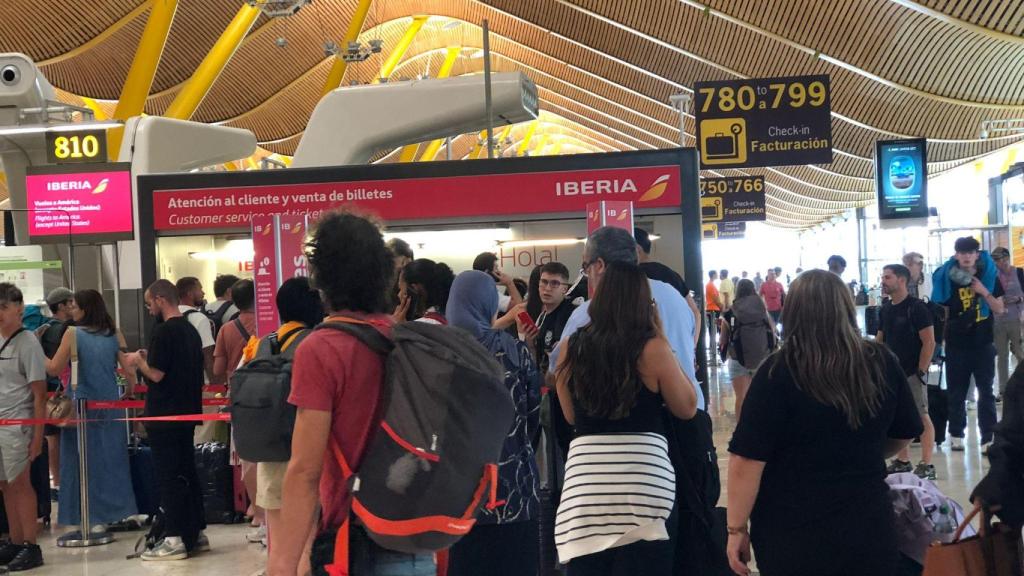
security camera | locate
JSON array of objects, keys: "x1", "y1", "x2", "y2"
[{"x1": 0, "y1": 53, "x2": 55, "y2": 113}]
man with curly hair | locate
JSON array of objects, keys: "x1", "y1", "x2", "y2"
[{"x1": 269, "y1": 209, "x2": 434, "y2": 576}]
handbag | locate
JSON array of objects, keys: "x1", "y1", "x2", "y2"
[
  {"x1": 923, "y1": 503, "x2": 1024, "y2": 576},
  {"x1": 45, "y1": 327, "x2": 77, "y2": 427}
]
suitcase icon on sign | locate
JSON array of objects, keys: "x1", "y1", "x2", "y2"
[
  {"x1": 705, "y1": 132, "x2": 737, "y2": 159},
  {"x1": 700, "y1": 119, "x2": 747, "y2": 165},
  {"x1": 701, "y1": 197, "x2": 723, "y2": 221}
]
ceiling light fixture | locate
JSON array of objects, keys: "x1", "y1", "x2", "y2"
[{"x1": 0, "y1": 120, "x2": 123, "y2": 137}]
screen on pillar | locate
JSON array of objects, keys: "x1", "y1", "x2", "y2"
[
  {"x1": 25, "y1": 163, "x2": 135, "y2": 243},
  {"x1": 875, "y1": 138, "x2": 928, "y2": 220}
]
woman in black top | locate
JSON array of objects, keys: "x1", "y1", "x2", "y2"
[
  {"x1": 727, "y1": 270, "x2": 923, "y2": 576},
  {"x1": 554, "y1": 262, "x2": 696, "y2": 575}
]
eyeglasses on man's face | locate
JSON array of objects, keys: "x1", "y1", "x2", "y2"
[{"x1": 539, "y1": 278, "x2": 566, "y2": 290}]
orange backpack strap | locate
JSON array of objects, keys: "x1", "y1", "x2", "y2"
[{"x1": 324, "y1": 517, "x2": 350, "y2": 576}]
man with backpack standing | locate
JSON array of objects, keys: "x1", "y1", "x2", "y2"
[
  {"x1": 270, "y1": 210, "x2": 435, "y2": 576},
  {"x1": 203, "y1": 274, "x2": 240, "y2": 333},
  {"x1": 37, "y1": 287, "x2": 74, "y2": 502},
  {"x1": 991, "y1": 247, "x2": 1024, "y2": 402},
  {"x1": 877, "y1": 264, "x2": 937, "y2": 479},
  {"x1": 175, "y1": 278, "x2": 216, "y2": 384}
]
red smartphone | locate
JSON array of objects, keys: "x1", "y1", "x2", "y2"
[{"x1": 517, "y1": 311, "x2": 539, "y2": 333}]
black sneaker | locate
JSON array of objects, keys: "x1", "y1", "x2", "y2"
[
  {"x1": 886, "y1": 459, "x2": 913, "y2": 474},
  {"x1": 913, "y1": 462, "x2": 937, "y2": 481},
  {"x1": 0, "y1": 542, "x2": 23, "y2": 565},
  {"x1": 7, "y1": 543, "x2": 42, "y2": 572}
]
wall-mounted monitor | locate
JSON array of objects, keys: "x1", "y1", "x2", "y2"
[
  {"x1": 875, "y1": 138, "x2": 928, "y2": 220},
  {"x1": 26, "y1": 163, "x2": 134, "y2": 244}
]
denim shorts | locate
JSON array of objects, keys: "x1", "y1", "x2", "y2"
[{"x1": 311, "y1": 523, "x2": 435, "y2": 576}]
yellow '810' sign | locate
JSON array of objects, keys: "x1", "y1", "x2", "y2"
[{"x1": 45, "y1": 130, "x2": 108, "y2": 165}]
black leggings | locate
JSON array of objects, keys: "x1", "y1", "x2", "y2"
[
  {"x1": 147, "y1": 426, "x2": 205, "y2": 550},
  {"x1": 448, "y1": 520, "x2": 539, "y2": 576},
  {"x1": 567, "y1": 538, "x2": 674, "y2": 576}
]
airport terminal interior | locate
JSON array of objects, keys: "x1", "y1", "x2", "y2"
[{"x1": 0, "y1": 1, "x2": 1023, "y2": 575}]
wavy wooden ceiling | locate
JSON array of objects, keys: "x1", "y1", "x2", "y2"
[{"x1": 2, "y1": 0, "x2": 1023, "y2": 228}]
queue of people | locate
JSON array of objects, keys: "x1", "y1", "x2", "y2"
[{"x1": 0, "y1": 216, "x2": 1019, "y2": 576}]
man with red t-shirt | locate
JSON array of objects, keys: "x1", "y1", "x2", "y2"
[
  {"x1": 760, "y1": 269, "x2": 786, "y2": 329},
  {"x1": 269, "y1": 210, "x2": 434, "y2": 576}
]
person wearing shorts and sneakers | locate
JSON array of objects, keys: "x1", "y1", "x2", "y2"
[
  {"x1": 877, "y1": 264, "x2": 937, "y2": 479},
  {"x1": 0, "y1": 284, "x2": 47, "y2": 571}
]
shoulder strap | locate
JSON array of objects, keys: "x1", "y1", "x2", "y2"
[
  {"x1": 212, "y1": 301, "x2": 232, "y2": 323},
  {"x1": 314, "y1": 319, "x2": 393, "y2": 355},
  {"x1": 0, "y1": 327, "x2": 26, "y2": 357},
  {"x1": 233, "y1": 318, "x2": 251, "y2": 342}
]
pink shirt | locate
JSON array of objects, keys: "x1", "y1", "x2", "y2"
[
  {"x1": 760, "y1": 280, "x2": 785, "y2": 312},
  {"x1": 213, "y1": 311, "x2": 257, "y2": 380}
]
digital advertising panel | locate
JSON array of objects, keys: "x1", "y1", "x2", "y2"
[
  {"x1": 25, "y1": 163, "x2": 134, "y2": 243},
  {"x1": 875, "y1": 138, "x2": 928, "y2": 220}
]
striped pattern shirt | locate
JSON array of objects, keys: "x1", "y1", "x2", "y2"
[{"x1": 554, "y1": 432, "x2": 675, "y2": 564}]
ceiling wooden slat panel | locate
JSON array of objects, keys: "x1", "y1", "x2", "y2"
[{"x1": 918, "y1": 0, "x2": 1024, "y2": 36}]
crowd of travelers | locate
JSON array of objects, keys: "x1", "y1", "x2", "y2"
[{"x1": 0, "y1": 209, "x2": 1018, "y2": 575}]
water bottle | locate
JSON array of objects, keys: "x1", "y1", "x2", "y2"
[{"x1": 934, "y1": 504, "x2": 956, "y2": 535}]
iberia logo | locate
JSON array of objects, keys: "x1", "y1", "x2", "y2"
[
  {"x1": 292, "y1": 222, "x2": 303, "y2": 235},
  {"x1": 617, "y1": 208, "x2": 630, "y2": 221},
  {"x1": 637, "y1": 174, "x2": 671, "y2": 202},
  {"x1": 91, "y1": 178, "x2": 109, "y2": 194}
]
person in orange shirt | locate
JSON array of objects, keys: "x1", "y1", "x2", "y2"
[{"x1": 706, "y1": 270, "x2": 724, "y2": 359}]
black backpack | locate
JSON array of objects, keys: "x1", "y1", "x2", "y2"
[
  {"x1": 316, "y1": 318, "x2": 513, "y2": 561},
  {"x1": 229, "y1": 326, "x2": 308, "y2": 462},
  {"x1": 205, "y1": 301, "x2": 239, "y2": 336}
]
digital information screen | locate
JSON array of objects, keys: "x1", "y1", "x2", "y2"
[
  {"x1": 26, "y1": 163, "x2": 134, "y2": 243},
  {"x1": 875, "y1": 138, "x2": 928, "y2": 220}
]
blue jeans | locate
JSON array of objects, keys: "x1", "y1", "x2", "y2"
[
  {"x1": 945, "y1": 344, "x2": 998, "y2": 442},
  {"x1": 311, "y1": 524, "x2": 435, "y2": 576}
]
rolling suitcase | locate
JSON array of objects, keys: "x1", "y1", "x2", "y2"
[
  {"x1": 129, "y1": 443, "x2": 159, "y2": 517},
  {"x1": 195, "y1": 442, "x2": 239, "y2": 524}
]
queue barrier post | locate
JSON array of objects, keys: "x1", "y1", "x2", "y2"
[{"x1": 56, "y1": 398, "x2": 114, "y2": 548}]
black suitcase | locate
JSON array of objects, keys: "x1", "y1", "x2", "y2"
[
  {"x1": 195, "y1": 442, "x2": 239, "y2": 524},
  {"x1": 129, "y1": 444, "x2": 159, "y2": 517}
]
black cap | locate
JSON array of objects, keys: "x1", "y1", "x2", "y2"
[
  {"x1": 954, "y1": 236, "x2": 980, "y2": 253},
  {"x1": 633, "y1": 227, "x2": 651, "y2": 254}
]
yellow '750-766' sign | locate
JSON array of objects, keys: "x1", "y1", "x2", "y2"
[
  {"x1": 45, "y1": 130, "x2": 108, "y2": 165},
  {"x1": 694, "y1": 74, "x2": 832, "y2": 169}
]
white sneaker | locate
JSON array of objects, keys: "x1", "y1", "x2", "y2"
[
  {"x1": 950, "y1": 437, "x2": 965, "y2": 451},
  {"x1": 141, "y1": 537, "x2": 188, "y2": 561},
  {"x1": 195, "y1": 532, "x2": 211, "y2": 553},
  {"x1": 967, "y1": 400, "x2": 977, "y2": 411},
  {"x1": 246, "y1": 524, "x2": 266, "y2": 544}
]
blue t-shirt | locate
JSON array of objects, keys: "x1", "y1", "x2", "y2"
[{"x1": 549, "y1": 278, "x2": 705, "y2": 411}]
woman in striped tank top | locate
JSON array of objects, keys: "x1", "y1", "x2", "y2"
[{"x1": 554, "y1": 261, "x2": 698, "y2": 575}]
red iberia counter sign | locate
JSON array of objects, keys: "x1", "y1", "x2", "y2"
[{"x1": 153, "y1": 166, "x2": 682, "y2": 231}]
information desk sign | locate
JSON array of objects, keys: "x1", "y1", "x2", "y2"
[
  {"x1": 694, "y1": 74, "x2": 832, "y2": 168},
  {"x1": 700, "y1": 176, "x2": 766, "y2": 222},
  {"x1": 45, "y1": 129, "x2": 108, "y2": 165},
  {"x1": 702, "y1": 221, "x2": 746, "y2": 240},
  {"x1": 252, "y1": 215, "x2": 279, "y2": 337}
]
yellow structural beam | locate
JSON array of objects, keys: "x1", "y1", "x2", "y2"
[
  {"x1": 476, "y1": 125, "x2": 512, "y2": 159},
  {"x1": 109, "y1": 0, "x2": 179, "y2": 157},
  {"x1": 529, "y1": 133, "x2": 551, "y2": 157},
  {"x1": 466, "y1": 130, "x2": 487, "y2": 159},
  {"x1": 80, "y1": 97, "x2": 108, "y2": 121},
  {"x1": 321, "y1": 0, "x2": 374, "y2": 95},
  {"x1": 551, "y1": 140, "x2": 564, "y2": 155},
  {"x1": 516, "y1": 121, "x2": 539, "y2": 156},
  {"x1": 403, "y1": 46, "x2": 461, "y2": 162},
  {"x1": 373, "y1": 15, "x2": 429, "y2": 84},
  {"x1": 163, "y1": 3, "x2": 259, "y2": 120}
]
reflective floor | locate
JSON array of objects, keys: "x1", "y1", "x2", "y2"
[{"x1": 24, "y1": 363, "x2": 996, "y2": 575}]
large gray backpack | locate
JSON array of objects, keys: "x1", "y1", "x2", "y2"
[
  {"x1": 315, "y1": 318, "x2": 514, "y2": 564},
  {"x1": 230, "y1": 326, "x2": 309, "y2": 462}
]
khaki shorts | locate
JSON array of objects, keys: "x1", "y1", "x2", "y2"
[
  {"x1": 908, "y1": 375, "x2": 928, "y2": 415},
  {"x1": 256, "y1": 461, "x2": 288, "y2": 510},
  {"x1": 0, "y1": 425, "x2": 33, "y2": 484}
]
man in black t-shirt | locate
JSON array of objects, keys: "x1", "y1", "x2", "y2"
[
  {"x1": 932, "y1": 237, "x2": 1005, "y2": 452},
  {"x1": 634, "y1": 228, "x2": 701, "y2": 345},
  {"x1": 126, "y1": 279, "x2": 207, "y2": 561},
  {"x1": 877, "y1": 264, "x2": 937, "y2": 479},
  {"x1": 533, "y1": 262, "x2": 576, "y2": 462}
]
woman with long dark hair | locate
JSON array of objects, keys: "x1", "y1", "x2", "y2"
[
  {"x1": 726, "y1": 270, "x2": 923, "y2": 576},
  {"x1": 554, "y1": 261, "x2": 697, "y2": 575},
  {"x1": 720, "y1": 278, "x2": 776, "y2": 418},
  {"x1": 45, "y1": 289, "x2": 138, "y2": 534},
  {"x1": 394, "y1": 259, "x2": 455, "y2": 324}
]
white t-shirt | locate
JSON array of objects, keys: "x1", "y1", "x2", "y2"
[
  {"x1": 179, "y1": 305, "x2": 215, "y2": 349},
  {"x1": 203, "y1": 299, "x2": 239, "y2": 325}
]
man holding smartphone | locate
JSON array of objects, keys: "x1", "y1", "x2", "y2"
[{"x1": 472, "y1": 252, "x2": 523, "y2": 314}]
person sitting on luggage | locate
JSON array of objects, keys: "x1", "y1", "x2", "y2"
[
  {"x1": 726, "y1": 270, "x2": 923, "y2": 576},
  {"x1": 445, "y1": 270, "x2": 542, "y2": 576},
  {"x1": 392, "y1": 259, "x2": 455, "y2": 324},
  {"x1": 972, "y1": 362, "x2": 1024, "y2": 529},
  {"x1": 44, "y1": 289, "x2": 139, "y2": 540},
  {"x1": 270, "y1": 209, "x2": 435, "y2": 576},
  {"x1": 125, "y1": 280, "x2": 208, "y2": 561},
  {"x1": 553, "y1": 262, "x2": 697, "y2": 575},
  {"x1": 240, "y1": 277, "x2": 323, "y2": 576},
  {"x1": 0, "y1": 284, "x2": 47, "y2": 571}
]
